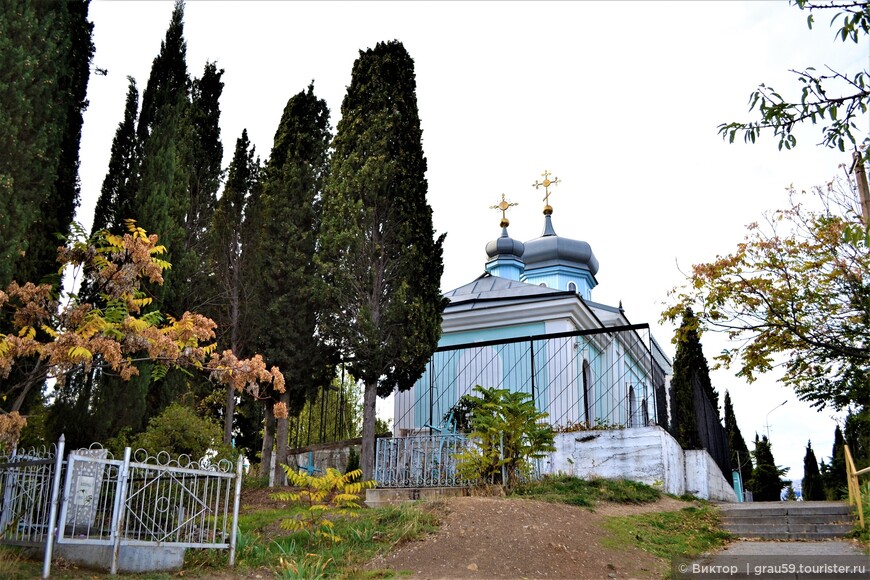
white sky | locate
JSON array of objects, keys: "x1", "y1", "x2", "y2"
[{"x1": 77, "y1": 1, "x2": 869, "y2": 483}]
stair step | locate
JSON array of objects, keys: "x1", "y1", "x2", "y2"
[
  {"x1": 721, "y1": 515, "x2": 853, "y2": 525},
  {"x1": 717, "y1": 502, "x2": 855, "y2": 540}
]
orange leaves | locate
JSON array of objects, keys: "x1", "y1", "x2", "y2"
[
  {"x1": 0, "y1": 222, "x2": 284, "y2": 447},
  {"x1": 662, "y1": 179, "x2": 870, "y2": 409}
]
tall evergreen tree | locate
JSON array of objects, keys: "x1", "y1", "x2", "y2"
[
  {"x1": 254, "y1": 84, "x2": 334, "y2": 480},
  {"x1": 184, "y1": 61, "x2": 224, "y2": 311},
  {"x1": 319, "y1": 41, "x2": 447, "y2": 478},
  {"x1": 825, "y1": 425, "x2": 848, "y2": 499},
  {"x1": 211, "y1": 129, "x2": 260, "y2": 445},
  {"x1": 0, "y1": 0, "x2": 94, "y2": 287},
  {"x1": 844, "y1": 408, "x2": 870, "y2": 470},
  {"x1": 670, "y1": 308, "x2": 719, "y2": 449},
  {"x1": 749, "y1": 433, "x2": 788, "y2": 501},
  {"x1": 92, "y1": 77, "x2": 140, "y2": 235},
  {"x1": 801, "y1": 440, "x2": 825, "y2": 501},
  {"x1": 723, "y1": 391, "x2": 752, "y2": 487}
]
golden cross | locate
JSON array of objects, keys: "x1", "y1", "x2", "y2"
[
  {"x1": 490, "y1": 193, "x2": 518, "y2": 228},
  {"x1": 532, "y1": 170, "x2": 560, "y2": 214}
]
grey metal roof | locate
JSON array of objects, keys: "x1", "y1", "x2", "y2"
[
  {"x1": 485, "y1": 227, "x2": 525, "y2": 260},
  {"x1": 444, "y1": 274, "x2": 561, "y2": 304},
  {"x1": 523, "y1": 215, "x2": 599, "y2": 275}
]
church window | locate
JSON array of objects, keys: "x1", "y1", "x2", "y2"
[
  {"x1": 539, "y1": 282, "x2": 547, "y2": 287},
  {"x1": 568, "y1": 281, "x2": 577, "y2": 293}
]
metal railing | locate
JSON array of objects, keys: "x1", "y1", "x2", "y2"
[
  {"x1": 845, "y1": 444, "x2": 868, "y2": 529},
  {"x1": 0, "y1": 436, "x2": 243, "y2": 577},
  {"x1": 374, "y1": 433, "x2": 472, "y2": 488},
  {"x1": 394, "y1": 324, "x2": 667, "y2": 435}
]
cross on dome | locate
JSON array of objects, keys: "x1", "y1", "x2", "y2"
[
  {"x1": 532, "y1": 170, "x2": 560, "y2": 215},
  {"x1": 490, "y1": 193, "x2": 518, "y2": 228}
]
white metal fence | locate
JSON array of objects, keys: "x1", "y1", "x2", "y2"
[{"x1": 0, "y1": 436, "x2": 243, "y2": 577}]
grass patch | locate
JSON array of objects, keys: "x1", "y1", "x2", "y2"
[
  {"x1": 604, "y1": 504, "x2": 731, "y2": 559},
  {"x1": 511, "y1": 474, "x2": 661, "y2": 507}
]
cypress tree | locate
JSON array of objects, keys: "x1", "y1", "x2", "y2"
[
  {"x1": 0, "y1": 0, "x2": 94, "y2": 287},
  {"x1": 749, "y1": 434, "x2": 788, "y2": 501},
  {"x1": 802, "y1": 440, "x2": 825, "y2": 501},
  {"x1": 254, "y1": 84, "x2": 334, "y2": 480},
  {"x1": 825, "y1": 425, "x2": 848, "y2": 499},
  {"x1": 724, "y1": 391, "x2": 752, "y2": 487},
  {"x1": 670, "y1": 308, "x2": 718, "y2": 449},
  {"x1": 185, "y1": 61, "x2": 224, "y2": 310},
  {"x1": 92, "y1": 77, "x2": 140, "y2": 235},
  {"x1": 319, "y1": 41, "x2": 447, "y2": 478},
  {"x1": 211, "y1": 129, "x2": 260, "y2": 445},
  {"x1": 844, "y1": 408, "x2": 870, "y2": 470}
]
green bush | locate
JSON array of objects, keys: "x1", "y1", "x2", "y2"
[
  {"x1": 130, "y1": 403, "x2": 235, "y2": 463},
  {"x1": 454, "y1": 385, "x2": 555, "y2": 489}
]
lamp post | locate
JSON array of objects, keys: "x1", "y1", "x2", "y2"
[{"x1": 765, "y1": 400, "x2": 788, "y2": 440}]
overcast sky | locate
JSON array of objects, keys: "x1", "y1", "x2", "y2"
[{"x1": 76, "y1": 1, "x2": 869, "y2": 483}]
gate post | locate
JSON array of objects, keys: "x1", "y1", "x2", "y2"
[
  {"x1": 229, "y1": 455, "x2": 244, "y2": 567},
  {"x1": 110, "y1": 447, "x2": 132, "y2": 575},
  {"x1": 41, "y1": 434, "x2": 66, "y2": 579}
]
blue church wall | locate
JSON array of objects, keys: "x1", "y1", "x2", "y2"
[
  {"x1": 521, "y1": 265, "x2": 597, "y2": 300},
  {"x1": 437, "y1": 322, "x2": 546, "y2": 348},
  {"x1": 393, "y1": 324, "x2": 663, "y2": 434}
]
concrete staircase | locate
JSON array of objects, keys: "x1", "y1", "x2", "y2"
[{"x1": 719, "y1": 501, "x2": 856, "y2": 540}]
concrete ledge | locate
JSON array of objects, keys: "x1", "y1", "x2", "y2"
[
  {"x1": 54, "y1": 544, "x2": 186, "y2": 573},
  {"x1": 365, "y1": 486, "x2": 471, "y2": 508}
]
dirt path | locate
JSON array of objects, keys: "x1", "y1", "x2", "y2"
[{"x1": 366, "y1": 495, "x2": 689, "y2": 579}]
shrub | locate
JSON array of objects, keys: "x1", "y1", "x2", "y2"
[
  {"x1": 454, "y1": 385, "x2": 555, "y2": 490},
  {"x1": 272, "y1": 467, "x2": 375, "y2": 544},
  {"x1": 130, "y1": 403, "x2": 234, "y2": 462}
]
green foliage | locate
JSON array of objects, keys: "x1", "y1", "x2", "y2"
[
  {"x1": 345, "y1": 447, "x2": 360, "y2": 474},
  {"x1": 92, "y1": 77, "x2": 140, "y2": 236},
  {"x1": 784, "y1": 483, "x2": 799, "y2": 501},
  {"x1": 319, "y1": 41, "x2": 447, "y2": 477},
  {"x1": 826, "y1": 425, "x2": 849, "y2": 499},
  {"x1": 511, "y1": 474, "x2": 661, "y2": 507},
  {"x1": 749, "y1": 434, "x2": 789, "y2": 501},
  {"x1": 802, "y1": 440, "x2": 826, "y2": 500},
  {"x1": 272, "y1": 467, "x2": 375, "y2": 545},
  {"x1": 724, "y1": 391, "x2": 752, "y2": 487},
  {"x1": 604, "y1": 505, "x2": 731, "y2": 559},
  {"x1": 454, "y1": 385, "x2": 556, "y2": 489},
  {"x1": 664, "y1": 181, "x2": 870, "y2": 412},
  {"x1": 844, "y1": 407, "x2": 870, "y2": 470},
  {"x1": 719, "y1": 0, "x2": 870, "y2": 160},
  {"x1": 0, "y1": 0, "x2": 94, "y2": 288},
  {"x1": 447, "y1": 391, "x2": 485, "y2": 432},
  {"x1": 670, "y1": 308, "x2": 717, "y2": 450},
  {"x1": 130, "y1": 402, "x2": 233, "y2": 462}
]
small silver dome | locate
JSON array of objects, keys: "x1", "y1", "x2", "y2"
[{"x1": 486, "y1": 227, "x2": 525, "y2": 260}]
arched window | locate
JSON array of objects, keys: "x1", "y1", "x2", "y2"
[
  {"x1": 568, "y1": 281, "x2": 577, "y2": 293},
  {"x1": 539, "y1": 282, "x2": 547, "y2": 287}
]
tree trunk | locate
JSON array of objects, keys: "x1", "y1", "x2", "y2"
[
  {"x1": 260, "y1": 401, "x2": 275, "y2": 480},
  {"x1": 223, "y1": 383, "x2": 236, "y2": 446},
  {"x1": 273, "y1": 390, "x2": 290, "y2": 485},
  {"x1": 360, "y1": 379, "x2": 378, "y2": 480}
]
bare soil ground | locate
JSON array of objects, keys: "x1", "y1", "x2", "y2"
[{"x1": 366, "y1": 495, "x2": 690, "y2": 579}]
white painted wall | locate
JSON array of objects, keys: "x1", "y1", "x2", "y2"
[
  {"x1": 685, "y1": 450, "x2": 738, "y2": 502},
  {"x1": 546, "y1": 426, "x2": 737, "y2": 501}
]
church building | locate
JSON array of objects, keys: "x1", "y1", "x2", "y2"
[{"x1": 393, "y1": 172, "x2": 672, "y2": 435}]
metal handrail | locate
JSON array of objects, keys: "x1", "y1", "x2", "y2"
[{"x1": 844, "y1": 444, "x2": 867, "y2": 529}]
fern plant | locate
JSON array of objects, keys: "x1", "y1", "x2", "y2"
[{"x1": 272, "y1": 467, "x2": 375, "y2": 544}]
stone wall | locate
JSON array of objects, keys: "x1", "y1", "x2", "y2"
[{"x1": 546, "y1": 426, "x2": 736, "y2": 501}]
